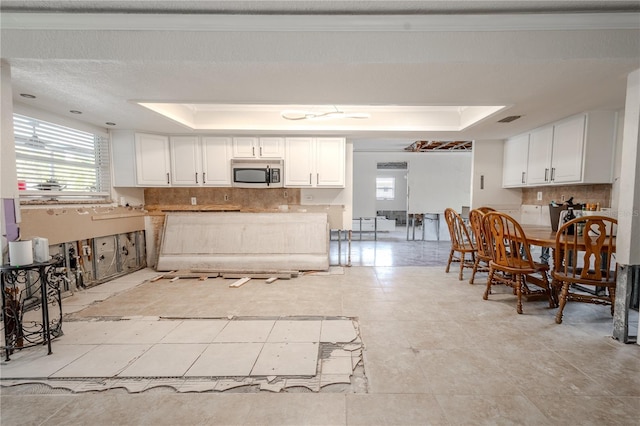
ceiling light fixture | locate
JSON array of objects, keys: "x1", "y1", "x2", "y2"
[{"x1": 281, "y1": 106, "x2": 370, "y2": 121}]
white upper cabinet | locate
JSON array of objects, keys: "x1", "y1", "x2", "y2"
[
  {"x1": 502, "y1": 110, "x2": 617, "y2": 188},
  {"x1": 285, "y1": 137, "x2": 315, "y2": 186},
  {"x1": 316, "y1": 137, "x2": 346, "y2": 187},
  {"x1": 170, "y1": 136, "x2": 201, "y2": 186},
  {"x1": 135, "y1": 133, "x2": 171, "y2": 186},
  {"x1": 257, "y1": 137, "x2": 284, "y2": 158},
  {"x1": 232, "y1": 137, "x2": 284, "y2": 158},
  {"x1": 169, "y1": 136, "x2": 232, "y2": 186},
  {"x1": 201, "y1": 137, "x2": 232, "y2": 186},
  {"x1": 111, "y1": 130, "x2": 137, "y2": 187},
  {"x1": 502, "y1": 133, "x2": 529, "y2": 187},
  {"x1": 284, "y1": 137, "x2": 345, "y2": 188},
  {"x1": 526, "y1": 126, "x2": 554, "y2": 185},
  {"x1": 550, "y1": 114, "x2": 585, "y2": 184}
]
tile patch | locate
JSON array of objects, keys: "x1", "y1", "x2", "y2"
[
  {"x1": 1, "y1": 316, "x2": 367, "y2": 394},
  {"x1": 251, "y1": 342, "x2": 319, "y2": 376}
]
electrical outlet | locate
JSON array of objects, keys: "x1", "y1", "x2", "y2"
[
  {"x1": 305, "y1": 195, "x2": 313, "y2": 201},
  {"x1": 190, "y1": 197, "x2": 197, "y2": 205},
  {"x1": 82, "y1": 245, "x2": 91, "y2": 256},
  {"x1": 537, "y1": 191, "x2": 542, "y2": 201},
  {"x1": 561, "y1": 195, "x2": 565, "y2": 202},
  {"x1": 224, "y1": 194, "x2": 229, "y2": 201},
  {"x1": 283, "y1": 191, "x2": 288, "y2": 198}
]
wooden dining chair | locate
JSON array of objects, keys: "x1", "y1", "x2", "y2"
[
  {"x1": 483, "y1": 212, "x2": 555, "y2": 314},
  {"x1": 552, "y1": 215, "x2": 617, "y2": 324},
  {"x1": 477, "y1": 206, "x2": 496, "y2": 214},
  {"x1": 444, "y1": 207, "x2": 476, "y2": 280},
  {"x1": 468, "y1": 209, "x2": 491, "y2": 284}
]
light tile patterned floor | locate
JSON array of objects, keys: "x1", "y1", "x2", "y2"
[{"x1": 2, "y1": 237, "x2": 639, "y2": 425}]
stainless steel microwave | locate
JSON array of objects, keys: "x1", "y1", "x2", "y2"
[{"x1": 231, "y1": 159, "x2": 283, "y2": 188}]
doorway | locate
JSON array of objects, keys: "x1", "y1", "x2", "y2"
[{"x1": 373, "y1": 161, "x2": 408, "y2": 241}]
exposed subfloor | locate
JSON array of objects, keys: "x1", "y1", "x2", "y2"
[{"x1": 1, "y1": 237, "x2": 639, "y2": 425}]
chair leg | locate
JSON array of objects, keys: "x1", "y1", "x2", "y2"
[
  {"x1": 445, "y1": 249, "x2": 455, "y2": 273},
  {"x1": 483, "y1": 267, "x2": 494, "y2": 300},
  {"x1": 555, "y1": 282, "x2": 570, "y2": 324},
  {"x1": 516, "y1": 275, "x2": 523, "y2": 314},
  {"x1": 458, "y1": 252, "x2": 465, "y2": 280},
  {"x1": 609, "y1": 286, "x2": 616, "y2": 316},
  {"x1": 541, "y1": 272, "x2": 554, "y2": 309},
  {"x1": 469, "y1": 257, "x2": 480, "y2": 285}
]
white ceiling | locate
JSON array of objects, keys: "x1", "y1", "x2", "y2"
[{"x1": 1, "y1": 1, "x2": 639, "y2": 151}]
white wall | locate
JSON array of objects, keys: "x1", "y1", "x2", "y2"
[
  {"x1": 353, "y1": 151, "x2": 472, "y2": 216},
  {"x1": 470, "y1": 139, "x2": 522, "y2": 211}
]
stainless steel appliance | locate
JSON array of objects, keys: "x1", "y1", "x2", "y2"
[{"x1": 231, "y1": 159, "x2": 283, "y2": 188}]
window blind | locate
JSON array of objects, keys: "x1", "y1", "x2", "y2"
[{"x1": 13, "y1": 114, "x2": 111, "y2": 198}]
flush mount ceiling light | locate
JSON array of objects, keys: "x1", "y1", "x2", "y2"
[{"x1": 281, "y1": 106, "x2": 370, "y2": 121}]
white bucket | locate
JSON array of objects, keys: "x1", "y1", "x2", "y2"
[{"x1": 9, "y1": 240, "x2": 34, "y2": 266}]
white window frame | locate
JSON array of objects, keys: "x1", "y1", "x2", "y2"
[
  {"x1": 376, "y1": 176, "x2": 396, "y2": 200},
  {"x1": 13, "y1": 114, "x2": 111, "y2": 203}
]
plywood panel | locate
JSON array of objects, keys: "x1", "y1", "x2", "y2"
[{"x1": 156, "y1": 212, "x2": 329, "y2": 271}]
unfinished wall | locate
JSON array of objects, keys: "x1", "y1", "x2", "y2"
[{"x1": 19, "y1": 206, "x2": 146, "y2": 245}]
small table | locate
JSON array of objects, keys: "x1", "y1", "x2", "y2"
[{"x1": 1, "y1": 259, "x2": 64, "y2": 361}]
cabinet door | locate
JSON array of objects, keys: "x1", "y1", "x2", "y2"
[
  {"x1": 285, "y1": 137, "x2": 315, "y2": 186},
  {"x1": 258, "y1": 137, "x2": 284, "y2": 158},
  {"x1": 135, "y1": 133, "x2": 171, "y2": 186},
  {"x1": 502, "y1": 134, "x2": 529, "y2": 187},
  {"x1": 551, "y1": 115, "x2": 585, "y2": 183},
  {"x1": 526, "y1": 126, "x2": 554, "y2": 185},
  {"x1": 202, "y1": 136, "x2": 232, "y2": 186},
  {"x1": 316, "y1": 137, "x2": 345, "y2": 187},
  {"x1": 170, "y1": 136, "x2": 200, "y2": 186},
  {"x1": 232, "y1": 137, "x2": 258, "y2": 158},
  {"x1": 111, "y1": 130, "x2": 136, "y2": 187}
]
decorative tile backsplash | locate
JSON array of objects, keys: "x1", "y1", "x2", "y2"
[
  {"x1": 144, "y1": 187, "x2": 301, "y2": 211},
  {"x1": 521, "y1": 184, "x2": 611, "y2": 208}
]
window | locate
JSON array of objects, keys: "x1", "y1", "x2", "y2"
[
  {"x1": 13, "y1": 114, "x2": 111, "y2": 200},
  {"x1": 376, "y1": 176, "x2": 395, "y2": 200}
]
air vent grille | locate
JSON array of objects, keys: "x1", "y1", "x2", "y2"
[{"x1": 498, "y1": 115, "x2": 522, "y2": 123}]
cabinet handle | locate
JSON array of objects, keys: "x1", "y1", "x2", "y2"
[
  {"x1": 167, "y1": 173, "x2": 170, "y2": 184},
  {"x1": 260, "y1": 146, "x2": 263, "y2": 157},
  {"x1": 551, "y1": 168, "x2": 556, "y2": 181},
  {"x1": 252, "y1": 146, "x2": 255, "y2": 157},
  {"x1": 317, "y1": 173, "x2": 319, "y2": 185},
  {"x1": 544, "y1": 168, "x2": 549, "y2": 182},
  {"x1": 203, "y1": 173, "x2": 206, "y2": 184},
  {"x1": 195, "y1": 172, "x2": 198, "y2": 184},
  {"x1": 309, "y1": 173, "x2": 312, "y2": 185},
  {"x1": 521, "y1": 172, "x2": 525, "y2": 184}
]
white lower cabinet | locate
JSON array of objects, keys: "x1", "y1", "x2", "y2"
[
  {"x1": 284, "y1": 137, "x2": 345, "y2": 188},
  {"x1": 135, "y1": 133, "x2": 171, "y2": 186}
]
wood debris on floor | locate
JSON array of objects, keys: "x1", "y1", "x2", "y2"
[{"x1": 148, "y1": 269, "x2": 301, "y2": 286}]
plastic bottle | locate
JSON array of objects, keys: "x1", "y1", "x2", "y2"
[{"x1": 564, "y1": 206, "x2": 576, "y2": 235}]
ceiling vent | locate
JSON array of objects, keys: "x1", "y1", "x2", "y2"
[
  {"x1": 404, "y1": 141, "x2": 472, "y2": 152},
  {"x1": 497, "y1": 115, "x2": 522, "y2": 123}
]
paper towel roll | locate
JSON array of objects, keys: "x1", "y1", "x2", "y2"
[{"x1": 9, "y1": 240, "x2": 34, "y2": 266}]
